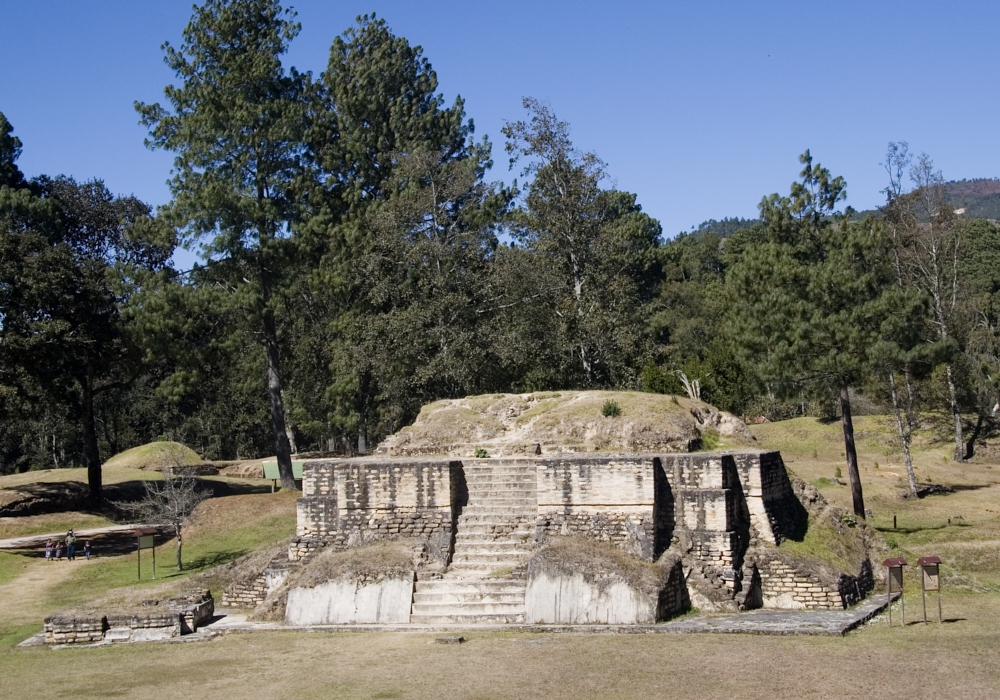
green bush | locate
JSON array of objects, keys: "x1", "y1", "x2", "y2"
[{"x1": 601, "y1": 400, "x2": 621, "y2": 418}]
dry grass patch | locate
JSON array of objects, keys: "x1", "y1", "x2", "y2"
[
  {"x1": 377, "y1": 390, "x2": 753, "y2": 456},
  {"x1": 530, "y1": 536, "x2": 682, "y2": 597}
]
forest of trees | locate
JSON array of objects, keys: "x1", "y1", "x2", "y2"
[{"x1": 3, "y1": 1, "x2": 1000, "y2": 516}]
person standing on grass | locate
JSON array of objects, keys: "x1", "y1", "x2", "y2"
[
  {"x1": 44, "y1": 539, "x2": 53, "y2": 561},
  {"x1": 65, "y1": 529, "x2": 76, "y2": 561},
  {"x1": 84, "y1": 540, "x2": 92, "y2": 560}
]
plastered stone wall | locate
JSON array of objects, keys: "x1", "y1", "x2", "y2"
[
  {"x1": 293, "y1": 459, "x2": 460, "y2": 563},
  {"x1": 525, "y1": 555, "x2": 688, "y2": 624},
  {"x1": 285, "y1": 574, "x2": 415, "y2": 625},
  {"x1": 294, "y1": 451, "x2": 812, "y2": 587}
]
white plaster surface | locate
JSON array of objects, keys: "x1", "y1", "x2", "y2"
[
  {"x1": 525, "y1": 572, "x2": 655, "y2": 624},
  {"x1": 285, "y1": 574, "x2": 414, "y2": 625}
]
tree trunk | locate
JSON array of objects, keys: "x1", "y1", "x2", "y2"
[
  {"x1": 888, "y1": 373, "x2": 918, "y2": 497},
  {"x1": 262, "y1": 309, "x2": 297, "y2": 491},
  {"x1": 840, "y1": 386, "x2": 866, "y2": 518},
  {"x1": 81, "y1": 373, "x2": 102, "y2": 503},
  {"x1": 965, "y1": 413, "x2": 986, "y2": 460},
  {"x1": 175, "y1": 523, "x2": 182, "y2": 571},
  {"x1": 945, "y1": 363, "x2": 964, "y2": 462}
]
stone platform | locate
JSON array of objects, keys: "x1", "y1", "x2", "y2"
[{"x1": 204, "y1": 594, "x2": 893, "y2": 638}]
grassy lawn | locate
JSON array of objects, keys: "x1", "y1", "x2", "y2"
[
  {"x1": 0, "y1": 551, "x2": 29, "y2": 587},
  {"x1": 1, "y1": 592, "x2": 998, "y2": 699}
]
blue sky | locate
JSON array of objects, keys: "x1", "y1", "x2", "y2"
[{"x1": 2, "y1": 1, "x2": 998, "y2": 267}]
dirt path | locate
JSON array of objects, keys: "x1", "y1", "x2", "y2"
[
  {"x1": 0, "y1": 524, "x2": 159, "y2": 550},
  {"x1": 0, "y1": 555, "x2": 98, "y2": 626}
]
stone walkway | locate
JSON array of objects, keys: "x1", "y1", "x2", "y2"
[
  {"x1": 19, "y1": 596, "x2": 895, "y2": 648},
  {"x1": 205, "y1": 594, "x2": 894, "y2": 638}
]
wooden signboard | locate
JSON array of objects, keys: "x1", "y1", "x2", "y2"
[
  {"x1": 918, "y1": 556, "x2": 943, "y2": 623},
  {"x1": 922, "y1": 565, "x2": 940, "y2": 591},
  {"x1": 883, "y1": 557, "x2": 907, "y2": 626},
  {"x1": 888, "y1": 566, "x2": 904, "y2": 593},
  {"x1": 135, "y1": 529, "x2": 157, "y2": 581}
]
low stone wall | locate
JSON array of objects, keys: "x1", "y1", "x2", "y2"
[
  {"x1": 222, "y1": 553, "x2": 296, "y2": 608},
  {"x1": 44, "y1": 589, "x2": 214, "y2": 645},
  {"x1": 284, "y1": 573, "x2": 415, "y2": 625},
  {"x1": 44, "y1": 616, "x2": 106, "y2": 645},
  {"x1": 752, "y1": 552, "x2": 876, "y2": 610}
]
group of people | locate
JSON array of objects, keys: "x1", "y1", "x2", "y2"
[{"x1": 43, "y1": 529, "x2": 91, "y2": 561}]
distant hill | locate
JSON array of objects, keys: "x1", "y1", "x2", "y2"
[
  {"x1": 683, "y1": 178, "x2": 1000, "y2": 238},
  {"x1": 944, "y1": 178, "x2": 1000, "y2": 219},
  {"x1": 682, "y1": 217, "x2": 758, "y2": 239}
]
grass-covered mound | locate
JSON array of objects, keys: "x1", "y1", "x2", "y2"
[
  {"x1": 376, "y1": 391, "x2": 754, "y2": 457},
  {"x1": 103, "y1": 441, "x2": 211, "y2": 473}
]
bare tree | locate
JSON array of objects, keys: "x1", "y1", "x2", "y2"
[
  {"x1": 882, "y1": 146, "x2": 966, "y2": 463},
  {"x1": 881, "y1": 142, "x2": 920, "y2": 496},
  {"x1": 115, "y1": 476, "x2": 208, "y2": 571},
  {"x1": 908, "y1": 154, "x2": 965, "y2": 461}
]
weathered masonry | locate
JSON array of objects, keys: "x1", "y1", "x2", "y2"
[{"x1": 291, "y1": 451, "x2": 871, "y2": 614}]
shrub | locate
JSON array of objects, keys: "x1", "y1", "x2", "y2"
[{"x1": 601, "y1": 400, "x2": 621, "y2": 418}]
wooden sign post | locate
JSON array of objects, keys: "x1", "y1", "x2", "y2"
[
  {"x1": 135, "y1": 528, "x2": 157, "y2": 581},
  {"x1": 918, "y1": 556, "x2": 942, "y2": 624},
  {"x1": 883, "y1": 557, "x2": 906, "y2": 626}
]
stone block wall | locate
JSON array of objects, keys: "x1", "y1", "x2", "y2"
[
  {"x1": 750, "y1": 552, "x2": 874, "y2": 610},
  {"x1": 293, "y1": 459, "x2": 460, "y2": 563},
  {"x1": 44, "y1": 616, "x2": 106, "y2": 645},
  {"x1": 658, "y1": 454, "x2": 751, "y2": 584},
  {"x1": 291, "y1": 450, "x2": 862, "y2": 611},
  {"x1": 755, "y1": 556, "x2": 845, "y2": 609},
  {"x1": 732, "y1": 451, "x2": 807, "y2": 544},
  {"x1": 535, "y1": 456, "x2": 656, "y2": 560}
]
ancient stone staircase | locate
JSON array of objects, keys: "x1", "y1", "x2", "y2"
[{"x1": 409, "y1": 461, "x2": 536, "y2": 624}]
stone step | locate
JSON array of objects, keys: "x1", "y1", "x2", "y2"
[
  {"x1": 450, "y1": 540, "x2": 532, "y2": 551},
  {"x1": 460, "y1": 506, "x2": 538, "y2": 513},
  {"x1": 412, "y1": 590, "x2": 526, "y2": 605},
  {"x1": 411, "y1": 602, "x2": 525, "y2": 616},
  {"x1": 465, "y1": 472, "x2": 538, "y2": 486},
  {"x1": 451, "y1": 551, "x2": 531, "y2": 569},
  {"x1": 414, "y1": 579, "x2": 526, "y2": 593},
  {"x1": 454, "y1": 527, "x2": 535, "y2": 538},
  {"x1": 408, "y1": 612, "x2": 526, "y2": 625},
  {"x1": 445, "y1": 565, "x2": 525, "y2": 578}
]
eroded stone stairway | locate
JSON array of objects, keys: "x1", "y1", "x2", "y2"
[{"x1": 409, "y1": 461, "x2": 536, "y2": 624}]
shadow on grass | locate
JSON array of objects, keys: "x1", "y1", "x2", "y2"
[
  {"x1": 876, "y1": 522, "x2": 973, "y2": 535},
  {"x1": 184, "y1": 549, "x2": 250, "y2": 572}
]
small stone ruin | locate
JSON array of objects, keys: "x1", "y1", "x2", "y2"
[{"x1": 44, "y1": 589, "x2": 214, "y2": 645}]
